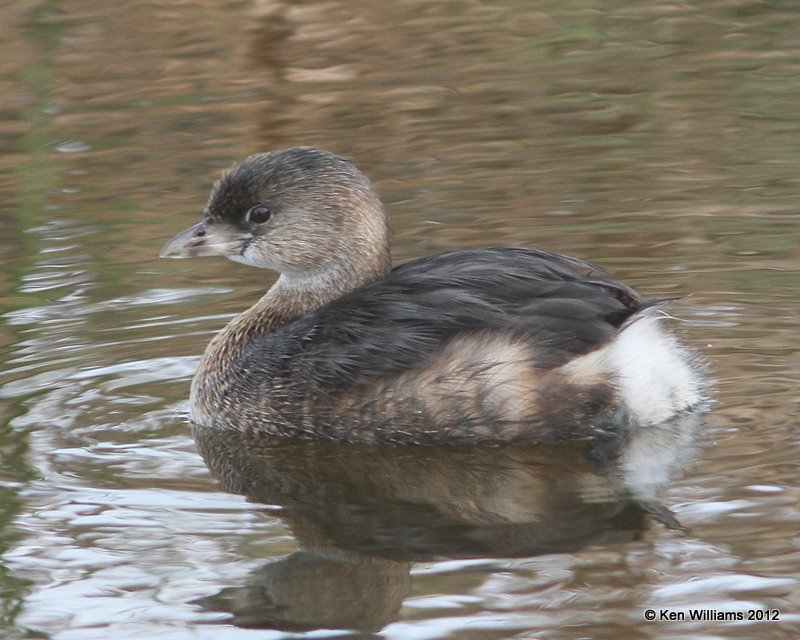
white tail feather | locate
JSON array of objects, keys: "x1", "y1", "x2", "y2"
[{"x1": 562, "y1": 313, "x2": 705, "y2": 425}]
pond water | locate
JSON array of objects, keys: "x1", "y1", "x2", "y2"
[{"x1": 1, "y1": 0, "x2": 799, "y2": 638}]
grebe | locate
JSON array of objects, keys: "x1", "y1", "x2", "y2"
[{"x1": 160, "y1": 147, "x2": 706, "y2": 444}]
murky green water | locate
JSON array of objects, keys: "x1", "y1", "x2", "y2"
[{"x1": 1, "y1": 1, "x2": 798, "y2": 638}]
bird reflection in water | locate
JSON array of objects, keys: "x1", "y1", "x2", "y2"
[{"x1": 192, "y1": 411, "x2": 704, "y2": 633}]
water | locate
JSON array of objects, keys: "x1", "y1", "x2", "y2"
[{"x1": 1, "y1": 0, "x2": 798, "y2": 638}]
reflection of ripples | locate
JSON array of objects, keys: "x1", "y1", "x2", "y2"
[
  {"x1": 0, "y1": 218, "x2": 214, "y2": 495},
  {"x1": 193, "y1": 412, "x2": 704, "y2": 632},
  {"x1": 0, "y1": 218, "x2": 225, "y2": 437}
]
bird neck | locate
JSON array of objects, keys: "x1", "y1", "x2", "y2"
[
  {"x1": 252, "y1": 272, "x2": 354, "y2": 330},
  {"x1": 219, "y1": 255, "x2": 393, "y2": 347}
]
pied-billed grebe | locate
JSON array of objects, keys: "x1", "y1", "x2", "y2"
[{"x1": 161, "y1": 147, "x2": 706, "y2": 444}]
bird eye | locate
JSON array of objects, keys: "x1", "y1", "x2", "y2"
[{"x1": 248, "y1": 205, "x2": 272, "y2": 224}]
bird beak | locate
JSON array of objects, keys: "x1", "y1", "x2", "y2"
[{"x1": 159, "y1": 220, "x2": 251, "y2": 259}]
